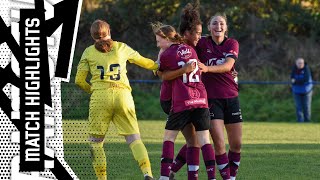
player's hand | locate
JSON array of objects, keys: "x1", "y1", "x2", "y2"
[
  {"x1": 157, "y1": 70, "x2": 163, "y2": 77},
  {"x1": 183, "y1": 62, "x2": 196, "y2": 73},
  {"x1": 153, "y1": 69, "x2": 158, "y2": 76},
  {"x1": 198, "y1": 62, "x2": 208, "y2": 73},
  {"x1": 231, "y1": 70, "x2": 238, "y2": 78}
]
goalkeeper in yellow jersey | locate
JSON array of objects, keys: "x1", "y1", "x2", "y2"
[{"x1": 75, "y1": 19, "x2": 158, "y2": 180}]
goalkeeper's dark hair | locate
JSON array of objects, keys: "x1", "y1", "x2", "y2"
[
  {"x1": 90, "y1": 19, "x2": 113, "y2": 53},
  {"x1": 179, "y1": 0, "x2": 202, "y2": 35}
]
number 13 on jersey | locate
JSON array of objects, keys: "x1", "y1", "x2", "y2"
[{"x1": 97, "y1": 64, "x2": 120, "y2": 80}]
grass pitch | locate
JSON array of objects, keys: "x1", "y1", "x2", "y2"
[{"x1": 63, "y1": 120, "x2": 320, "y2": 180}]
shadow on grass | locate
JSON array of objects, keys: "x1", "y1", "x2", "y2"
[{"x1": 64, "y1": 143, "x2": 320, "y2": 180}]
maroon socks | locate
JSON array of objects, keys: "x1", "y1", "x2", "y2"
[
  {"x1": 160, "y1": 141, "x2": 174, "y2": 178},
  {"x1": 201, "y1": 144, "x2": 216, "y2": 180},
  {"x1": 171, "y1": 144, "x2": 187, "y2": 173},
  {"x1": 228, "y1": 150, "x2": 241, "y2": 179},
  {"x1": 216, "y1": 153, "x2": 230, "y2": 180}
]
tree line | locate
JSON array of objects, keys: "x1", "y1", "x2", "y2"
[{"x1": 73, "y1": 0, "x2": 320, "y2": 81}]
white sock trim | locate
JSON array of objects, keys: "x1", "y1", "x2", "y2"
[
  {"x1": 159, "y1": 176, "x2": 169, "y2": 180},
  {"x1": 188, "y1": 165, "x2": 200, "y2": 171}
]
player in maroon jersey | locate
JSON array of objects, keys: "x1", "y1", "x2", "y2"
[
  {"x1": 152, "y1": 23, "x2": 216, "y2": 180},
  {"x1": 155, "y1": 2, "x2": 216, "y2": 180},
  {"x1": 197, "y1": 12, "x2": 242, "y2": 180}
]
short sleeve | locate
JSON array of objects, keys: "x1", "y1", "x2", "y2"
[
  {"x1": 225, "y1": 39, "x2": 239, "y2": 60},
  {"x1": 159, "y1": 53, "x2": 169, "y2": 72}
]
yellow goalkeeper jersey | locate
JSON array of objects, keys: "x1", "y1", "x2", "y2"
[{"x1": 77, "y1": 41, "x2": 158, "y2": 91}]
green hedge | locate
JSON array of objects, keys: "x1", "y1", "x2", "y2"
[{"x1": 61, "y1": 83, "x2": 319, "y2": 122}]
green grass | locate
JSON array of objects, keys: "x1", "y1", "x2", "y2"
[{"x1": 63, "y1": 120, "x2": 320, "y2": 179}]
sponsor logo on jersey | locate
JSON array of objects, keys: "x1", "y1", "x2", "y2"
[
  {"x1": 177, "y1": 45, "x2": 192, "y2": 59},
  {"x1": 184, "y1": 98, "x2": 206, "y2": 106},
  {"x1": 207, "y1": 57, "x2": 226, "y2": 66},
  {"x1": 216, "y1": 58, "x2": 226, "y2": 65}
]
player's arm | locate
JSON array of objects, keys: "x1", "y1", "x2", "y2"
[
  {"x1": 125, "y1": 44, "x2": 159, "y2": 70},
  {"x1": 132, "y1": 55, "x2": 159, "y2": 70},
  {"x1": 75, "y1": 49, "x2": 91, "y2": 94},
  {"x1": 75, "y1": 70, "x2": 91, "y2": 94},
  {"x1": 159, "y1": 62, "x2": 195, "y2": 80},
  {"x1": 199, "y1": 57, "x2": 235, "y2": 73}
]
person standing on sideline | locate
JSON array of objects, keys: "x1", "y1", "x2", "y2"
[
  {"x1": 291, "y1": 57, "x2": 313, "y2": 122},
  {"x1": 197, "y1": 12, "x2": 242, "y2": 180},
  {"x1": 75, "y1": 19, "x2": 158, "y2": 180}
]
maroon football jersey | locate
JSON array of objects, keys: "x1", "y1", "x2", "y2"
[
  {"x1": 196, "y1": 36, "x2": 239, "y2": 99},
  {"x1": 159, "y1": 44, "x2": 208, "y2": 113},
  {"x1": 160, "y1": 80, "x2": 172, "y2": 101}
]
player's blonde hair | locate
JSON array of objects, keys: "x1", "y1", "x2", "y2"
[
  {"x1": 151, "y1": 22, "x2": 184, "y2": 44},
  {"x1": 90, "y1": 19, "x2": 113, "y2": 52}
]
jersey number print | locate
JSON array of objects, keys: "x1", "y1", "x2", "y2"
[
  {"x1": 178, "y1": 59, "x2": 199, "y2": 83},
  {"x1": 97, "y1": 64, "x2": 120, "y2": 80}
]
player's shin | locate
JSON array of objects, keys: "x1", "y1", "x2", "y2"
[
  {"x1": 216, "y1": 153, "x2": 231, "y2": 180},
  {"x1": 160, "y1": 141, "x2": 174, "y2": 179},
  {"x1": 129, "y1": 139, "x2": 153, "y2": 178},
  {"x1": 228, "y1": 150, "x2": 241, "y2": 180},
  {"x1": 90, "y1": 141, "x2": 107, "y2": 180},
  {"x1": 187, "y1": 146, "x2": 200, "y2": 180},
  {"x1": 171, "y1": 144, "x2": 187, "y2": 173},
  {"x1": 201, "y1": 144, "x2": 216, "y2": 180}
]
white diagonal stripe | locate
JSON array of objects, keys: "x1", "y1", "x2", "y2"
[
  {"x1": 188, "y1": 165, "x2": 199, "y2": 171},
  {"x1": 217, "y1": 163, "x2": 228, "y2": 170}
]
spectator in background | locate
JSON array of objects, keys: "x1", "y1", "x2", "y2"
[{"x1": 291, "y1": 57, "x2": 313, "y2": 122}]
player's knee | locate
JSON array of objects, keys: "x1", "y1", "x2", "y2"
[
  {"x1": 186, "y1": 137, "x2": 200, "y2": 147},
  {"x1": 163, "y1": 130, "x2": 179, "y2": 142},
  {"x1": 230, "y1": 142, "x2": 242, "y2": 152},
  {"x1": 89, "y1": 135, "x2": 105, "y2": 161},
  {"x1": 89, "y1": 135, "x2": 105, "y2": 143},
  {"x1": 125, "y1": 134, "x2": 141, "y2": 145},
  {"x1": 213, "y1": 139, "x2": 226, "y2": 150}
]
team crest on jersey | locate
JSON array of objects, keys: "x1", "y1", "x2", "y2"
[
  {"x1": 189, "y1": 88, "x2": 200, "y2": 98},
  {"x1": 177, "y1": 45, "x2": 192, "y2": 59}
]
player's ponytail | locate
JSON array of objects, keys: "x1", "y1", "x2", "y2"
[
  {"x1": 179, "y1": 1, "x2": 202, "y2": 35},
  {"x1": 90, "y1": 19, "x2": 113, "y2": 52},
  {"x1": 94, "y1": 39, "x2": 113, "y2": 53},
  {"x1": 151, "y1": 22, "x2": 184, "y2": 44},
  {"x1": 171, "y1": 34, "x2": 184, "y2": 44}
]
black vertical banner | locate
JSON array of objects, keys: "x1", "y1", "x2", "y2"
[
  {"x1": 0, "y1": 0, "x2": 81, "y2": 178},
  {"x1": 19, "y1": 9, "x2": 45, "y2": 171}
]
